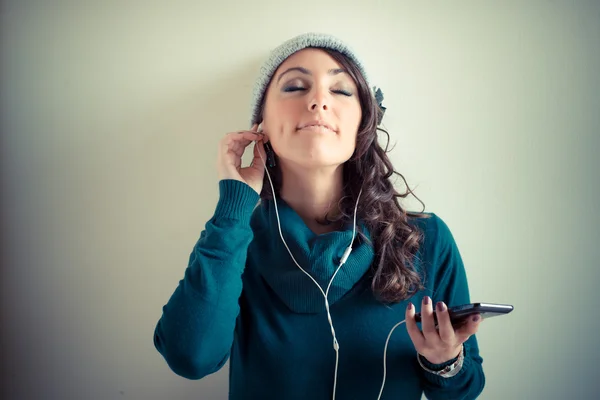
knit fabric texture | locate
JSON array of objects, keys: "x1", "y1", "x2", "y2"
[
  {"x1": 153, "y1": 179, "x2": 486, "y2": 399},
  {"x1": 249, "y1": 32, "x2": 374, "y2": 126}
]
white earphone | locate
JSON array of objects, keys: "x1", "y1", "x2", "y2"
[{"x1": 255, "y1": 134, "x2": 405, "y2": 400}]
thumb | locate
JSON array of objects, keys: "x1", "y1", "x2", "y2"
[{"x1": 454, "y1": 315, "x2": 481, "y2": 343}]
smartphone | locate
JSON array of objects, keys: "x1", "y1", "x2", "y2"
[{"x1": 414, "y1": 302, "x2": 514, "y2": 327}]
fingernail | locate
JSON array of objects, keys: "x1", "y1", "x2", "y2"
[
  {"x1": 407, "y1": 302, "x2": 413, "y2": 311},
  {"x1": 423, "y1": 296, "x2": 430, "y2": 305},
  {"x1": 472, "y1": 315, "x2": 480, "y2": 322},
  {"x1": 436, "y1": 302, "x2": 445, "y2": 312}
]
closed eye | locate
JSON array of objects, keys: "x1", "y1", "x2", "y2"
[
  {"x1": 333, "y1": 89, "x2": 352, "y2": 97},
  {"x1": 283, "y1": 86, "x2": 306, "y2": 92},
  {"x1": 283, "y1": 87, "x2": 353, "y2": 97}
]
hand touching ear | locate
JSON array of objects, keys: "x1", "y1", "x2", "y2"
[{"x1": 217, "y1": 124, "x2": 267, "y2": 195}]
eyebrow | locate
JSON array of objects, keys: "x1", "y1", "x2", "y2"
[{"x1": 276, "y1": 67, "x2": 347, "y2": 84}]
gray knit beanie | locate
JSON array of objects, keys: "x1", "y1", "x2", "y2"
[{"x1": 249, "y1": 32, "x2": 383, "y2": 127}]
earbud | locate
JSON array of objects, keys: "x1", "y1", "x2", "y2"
[
  {"x1": 263, "y1": 141, "x2": 277, "y2": 168},
  {"x1": 255, "y1": 121, "x2": 275, "y2": 168}
]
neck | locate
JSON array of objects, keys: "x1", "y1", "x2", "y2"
[{"x1": 278, "y1": 162, "x2": 345, "y2": 229}]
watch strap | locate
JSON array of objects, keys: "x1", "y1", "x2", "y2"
[{"x1": 417, "y1": 345, "x2": 465, "y2": 378}]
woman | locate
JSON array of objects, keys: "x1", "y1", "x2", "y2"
[{"x1": 154, "y1": 32, "x2": 485, "y2": 399}]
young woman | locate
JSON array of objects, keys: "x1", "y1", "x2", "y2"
[{"x1": 154, "y1": 32, "x2": 485, "y2": 399}]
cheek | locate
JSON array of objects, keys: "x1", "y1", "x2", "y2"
[
  {"x1": 264, "y1": 99, "x2": 298, "y2": 128},
  {"x1": 339, "y1": 103, "x2": 362, "y2": 131},
  {"x1": 277, "y1": 99, "x2": 302, "y2": 118}
]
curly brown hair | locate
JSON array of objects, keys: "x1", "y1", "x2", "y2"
[{"x1": 256, "y1": 48, "x2": 428, "y2": 304}]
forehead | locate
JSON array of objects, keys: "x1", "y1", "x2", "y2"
[{"x1": 276, "y1": 48, "x2": 343, "y2": 72}]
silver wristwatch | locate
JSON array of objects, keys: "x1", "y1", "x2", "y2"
[{"x1": 417, "y1": 346, "x2": 465, "y2": 378}]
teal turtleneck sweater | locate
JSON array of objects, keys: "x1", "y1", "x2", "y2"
[{"x1": 153, "y1": 180, "x2": 485, "y2": 399}]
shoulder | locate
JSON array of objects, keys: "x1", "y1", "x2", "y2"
[
  {"x1": 407, "y1": 212, "x2": 464, "y2": 283},
  {"x1": 407, "y1": 212, "x2": 457, "y2": 251}
]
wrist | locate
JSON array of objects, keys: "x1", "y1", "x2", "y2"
[
  {"x1": 418, "y1": 345, "x2": 465, "y2": 378},
  {"x1": 421, "y1": 344, "x2": 463, "y2": 365},
  {"x1": 215, "y1": 180, "x2": 260, "y2": 221}
]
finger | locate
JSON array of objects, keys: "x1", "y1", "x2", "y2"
[
  {"x1": 404, "y1": 302, "x2": 425, "y2": 349},
  {"x1": 421, "y1": 296, "x2": 440, "y2": 343},
  {"x1": 233, "y1": 130, "x2": 263, "y2": 141},
  {"x1": 237, "y1": 124, "x2": 258, "y2": 134},
  {"x1": 237, "y1": 124, "x2": 259, "y2": 134},
  {"x1": 225, "y1": 132, "x2": 257, "y2": 150},
  {"x1": 226, "y1": 131, "x2": 263, "y2": 157},
  {"x1": 222, "y1": 138, "x2": 248, "y2": 162},
  {"x1": 454, "y1": 313, "x2": 481, "y2": 344},
  {"x1": 435, "y1": 302, "x2": 456, "y2": 344},
  {"x1": 250, "y1": 139, "x2": 267, "y2": 171},
  {"x1": 451, "y1": 316, "x2": 470, "y2": 330}
]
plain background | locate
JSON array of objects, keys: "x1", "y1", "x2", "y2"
[{"x1": 1, "y1": 1, "x2": 599, "y2": 399}]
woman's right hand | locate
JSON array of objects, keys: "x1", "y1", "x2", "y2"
[{"x1": 217, "y1": 124, "x2": 267, "y2": 195}]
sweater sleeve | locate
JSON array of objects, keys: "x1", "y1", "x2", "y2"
[
  {"x1": 153, "y1": 179, "x2": 259, "y2": 380},
  {"x1": 419, "y1": 214, "x2": 486, "y2": 400}
]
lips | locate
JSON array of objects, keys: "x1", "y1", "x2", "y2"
[{"x1": 297, "y1": 120, "x2": 336, "y2": 132}]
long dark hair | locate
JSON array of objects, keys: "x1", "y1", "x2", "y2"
[{"x1": 257, "y1": 48, "x2": 427, "y2": 304}]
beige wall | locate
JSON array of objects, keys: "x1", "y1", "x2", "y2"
[{"x1": 1, "y1": 1, "x2": 599, "y2": 399}]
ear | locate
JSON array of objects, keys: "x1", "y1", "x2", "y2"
[{"x1": 258, "y1": 115, "x2": 266, "y2": 132}]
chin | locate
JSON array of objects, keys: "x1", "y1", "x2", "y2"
[
  {"x1": 289, "y1": 156, "x2": 349, "y2": 170},
  {"x1": 278, "y1": 143, "x2": 353, "y2": 169}
]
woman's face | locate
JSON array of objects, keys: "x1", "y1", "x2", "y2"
[{"x1": 261, "y1": 48, "x2": 362, "y2": 170}]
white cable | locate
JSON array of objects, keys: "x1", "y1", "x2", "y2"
[
  {"x1": 256, "y1": 141, "x2": 358, "y2": 399},
  {"x1": 255, "y1": 139, "x2": 397, "y2": 400},
  {"x1": 377, "y1": 319, "x2": 406, "y2": 400},
  {"x1": 325, "y1": 188, "x2": 361, "y2": 298}
]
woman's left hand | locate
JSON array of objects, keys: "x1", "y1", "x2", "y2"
[{"x1": 405, "y1": 296, "x2": 481, "y2": 365}]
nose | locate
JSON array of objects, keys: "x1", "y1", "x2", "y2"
[{"x1": 308, "y1": 87, "x2": 329, "y2": 112}]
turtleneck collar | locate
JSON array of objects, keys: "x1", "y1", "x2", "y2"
[{"x1": 249, "y1": 197, "x2": 375, "y2": 314}]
